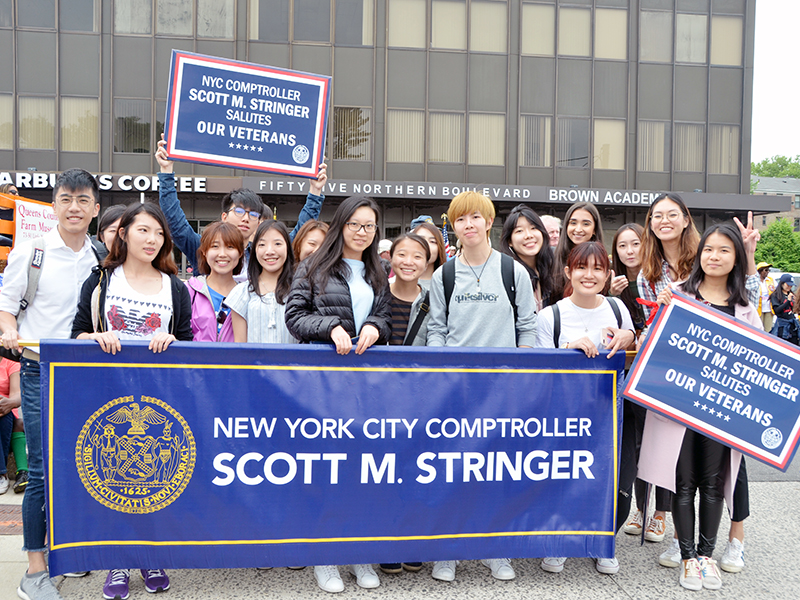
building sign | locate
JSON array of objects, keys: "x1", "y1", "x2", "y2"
[
  {"x1": 164, "y1": 51, "x2": 330, "y2": 178},
  {"x1": 14, "y1": 198, "x2": 57, "y2": 243}
]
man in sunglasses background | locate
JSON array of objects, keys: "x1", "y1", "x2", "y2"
[{"x1": 155, "y1": 136, "x2": 327, "y2": 281}]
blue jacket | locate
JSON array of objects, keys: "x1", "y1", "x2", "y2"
[{"x1": 158, "y1": 172, "x2": 324, "y2": 273}]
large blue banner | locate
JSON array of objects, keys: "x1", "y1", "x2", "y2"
[
  {"x1": 624, "y1": 291, "x2": 800, "y2": 471},
  {"x1": 41, "y1": 342, "x2": 622, "y2": 576},
  {"x1": 164, "y1": 51, "x2": 330, "y2": 178}
]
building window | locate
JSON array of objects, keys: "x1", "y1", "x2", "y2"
[
  {"x1": 61, "y1": 97, "x2": 99, "y2": 152},
  {"x1": 18, "y1": 97, "x2": 55, "y2": 150},
  {"x1": 388, "y1": 0, "x2": 425, "y2": 48},
  {"x1": 432, "y1": 0, "x2": 466, "y2": 50},
  {"x1": 0, "y1": 1, "x2": 11, "y2": 27},
  {"x1": 60, "y1": 0, "x2": 98, "y2": 32},
  {"x1": 0, "y1": 94, "x2": 11, "y2": 150},
  {"x1": 114, "y1": 99, "x2": 151, "y2": 153},
  {"x1": 761, "y1": 216, "x2": 766, "y2": 226},
  {"x1": 558, "y1": 7, "x2": 590, "y2": 57},
  {"x1": 335, "y1": 0, "x2": 374, "y2": 46},
  {"x1": 557, "y1": 118, "x2": 589, "y2": 168},
  {"x1": 676, "y1": 13, "x2": 707, "y2": 63},
  {"x1": 157, "y1": 0, "x2": 193, "y2": 36},
  {"x1": 708, "y1": 124, "x2": 739, "y2": 175},
  {"x1": 637, "y1": 121, "x2": 670, "y2": 172},
  {"x1": 674, "y1": 123, "x2": 705, "y2": 172},
  {"x1": 711, "y1": 15, "x2": 743, "y2": 66},
  {"x1": 519, "y1": 115, "x2": 551, "y2": 168},
  {"x1": 294, "y1": 0, "x2": 330, "y2": 42},
  {"x1": 198, "y1": 0, "x2": 234, "y2": 38},
  {"x1": 249, "y1": 0, "x2": 289, "y2": 41},
  {"x1": 19, "y1": 0, "x2": 55, "y2": 28},
  {"x1": 470, "y1": 0, "x2": 507, "y2": 53},
  {"x1": 386, "y1": 109, "x2": 424, "y2": 163},
  {"x1": 521, "y1": 3, "x2": 554, "y2": 56},
  {"x1": 333, "y1": 107, "x2": 371, "y2": 160},
  {"x1": 795, "y1": 195, "x2": 800, "y2": 209},
  {"x1": 640, "y1": 11, "x2": 672, "y2": 63},
  {"x1": 429, "y1": 112, "x2": 464, "y2": 163},
  {"x1": 468, "y1": 113, "x2": 505, "y2": 166},
  {"x1": 595, "y1": 9, "x2": 627, "y2": 61},
  {"x1": 593, "y1": 119, "x2": 625, "y2": 170},
  {"x1": 115, "y1": 0, "x2": 152, "y2": 34}
]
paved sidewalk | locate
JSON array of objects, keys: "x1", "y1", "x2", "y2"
[{"x1": 2, "y1": 478, "x2": 799, "y2": 599}]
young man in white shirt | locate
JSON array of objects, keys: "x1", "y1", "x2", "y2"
[{"x1": 0, "y1": 169, "x2": 100, "y2": 600}]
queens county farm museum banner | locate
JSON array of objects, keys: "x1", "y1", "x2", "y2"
[
  {"x1": 624, "y1": 291, "x2": 800, "y2": 471},
  {"x1": 41, "y1": 342, "x2": 622, "y2": 575},
  {"x1": 164, "y1": 50, "x2": 330, "y2": 178}
]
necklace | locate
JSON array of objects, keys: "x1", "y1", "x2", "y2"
[
  {"x1": 463, "y1": 250, "x2": 491, "y2": 292},
  {"x1": 571, "y1": 296, "x2": 601, "y2": 333}
]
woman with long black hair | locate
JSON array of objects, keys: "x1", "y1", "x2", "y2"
[{"x1": 500, "y1": 204, "x2": 554, "y2": 310}]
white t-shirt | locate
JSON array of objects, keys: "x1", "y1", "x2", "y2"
[
  {"x1": 536, "y1": 296, "x2": 634, "y2": 349},
  {"x1": 104, "y1": 267, "x2": 173, "y2": 341},
  {"x1": 226, "y1": 281, "x2": 297, "y2": 344}
]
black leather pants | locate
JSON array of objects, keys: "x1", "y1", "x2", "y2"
[{"x1": 672, "y1": 429, "x2": 729, "y2": 560}]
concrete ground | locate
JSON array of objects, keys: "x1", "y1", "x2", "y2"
[{"x1": 2, "y1": 458, "x2": 799, "y2": 599}]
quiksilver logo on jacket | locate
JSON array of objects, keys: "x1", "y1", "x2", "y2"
[{"x1": 454, "y1": 292, "x2": 499, "y2": 303}]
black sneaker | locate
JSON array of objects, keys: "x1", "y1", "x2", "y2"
[
  {"x1": 14, "y1": 470, "x2": 28, "y2": 494},
  {"x1": 379, "y1": 563, "x2": 402, "y2": 574}
]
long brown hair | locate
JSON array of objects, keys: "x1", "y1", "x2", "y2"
[
  {"x1": 640, "y1": 193, "x2": 700, "y2": 284},
  {"x1": 411, "y1": 222, "x2": 447, "y2": 270},
  {"x1": 291, "y1": 219, "x2": 329, "y2": 262},
  {"x1": 612, "y1": 223, "x2": 645, "y2": 328},
  {"x1": 104, "y1": 203, "x2": 177, "y2": 275},
  {"x1": 552, "y1": 202, "x2": 604, "y2": 303}
]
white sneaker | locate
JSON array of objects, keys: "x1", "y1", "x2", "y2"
[
  {"x1": 720, "y1": 538, "x2": 744, "y2": 573},
  {"x1": 431, "y1": 560, "x2": 456, "y2": 581},
  {"x1": 644, "y1": 515, "x2": 666, "y2": 542},
  {"x1": 622, "y1": 510, "x2": 643, "y2": 535},
  {"x1": 595, "y1": 557, "x2": 619, "y2": 574},
  {"x1": 0, "y1": 474, "x2": 9, "y2": 494},
  {"x1": 541, "y1": 557, "x2": 567, "y2": 573},
  {"x1": 348, "y1": 564, "x2": 380, "y2": 589},
  {"x1": 314, "y1": 565, "x2": 344, "y2": 593},
  {"x1": 679, "y1": 558, "x2": 703, "y2": 591},
  {"x1": 698, "y1": 556, "x2": 722, "y2": 590},
  {"x1": 480, "y1": 558, "x2": 515, "y2": 580},
  {"x1": 659, "y1": 538, "x2": 681, "y2": 568}
]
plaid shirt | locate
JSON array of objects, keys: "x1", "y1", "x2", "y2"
[{"x1": 637, "y1": 260, "x2": 758, "y2": 323}]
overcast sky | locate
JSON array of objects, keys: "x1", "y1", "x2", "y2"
[{"x1": 751, "y1": 0, "x2": 800, "y2": 163}]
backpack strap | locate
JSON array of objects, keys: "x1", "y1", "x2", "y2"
[
  {"x1": 442, "y1": 258, "x2": 456, "y2": 321},
  {"x1": 403, "y1": 290, "x2": 430, "y2": 346},
  {"x1": 552, "y1": 302, "x2": 561, "y2": 348},
  {"x1": 606, "y1": 296, "x2": 623, "y2": 328},
  {"x1": 16, "y1": 237, "x2": 46, "y2": 329},
  {"x1": 500, "y1": 253, "x2": 517, "y2": 324}
]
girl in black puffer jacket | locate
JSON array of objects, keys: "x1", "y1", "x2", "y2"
[{"x1": 284, "y1": 196, "x2": 391, "y2": 592}]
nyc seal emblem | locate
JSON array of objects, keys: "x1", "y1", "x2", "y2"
[{"x1": 75, "y1": 395, "x2": 196, "y2": 514}]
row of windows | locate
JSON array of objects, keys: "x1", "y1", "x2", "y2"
[
  {"x1": 0, "y1": 95, "x2": 739, "y2": 176},
  {"x1": 330, "y1": 107, "x2": 740, "y2": 174}
]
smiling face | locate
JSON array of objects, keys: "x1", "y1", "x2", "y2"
[
  {"x1": 203, "y1": 233, "x2": 242, "y2": 277},
  {"x1": 390, "y1": 238, "x2": 428, "y2": 284},
  {"x1": 453, "y1": 211, "x2": 493, "y2": 249},
  {"x1": 120, "y1": 213, "x2": 164, "y2": 266},
  {"x1": 566, "y1": 255, "x2": 608, "y2": 299},
  {"x1": 255, "y1": 228, "x2": 288, "y2": 274},
  {"x1": 221, "y1": 204, "x2": 261, "y2": 240},
  {"x1": 54, "y1": 186, "x2": 99, "y2": 237},
  {"x1": 298, "y1": 228, "x2": 326, "y2": 262},
  {"x1": 510, "y1": 216, "x2": 544, "y2": 264},
  {"x1": 649, "y1": 198, "x2": 689, "y2": 243},
  {"x1": 615, "y1": 228, "x2": 642, "y2": 271},
  {"x1": 699, "y1": 232, "x2": 735, "y2": 280},
  {"x1": 342, "y1": 205, "x2": 378, "y2": 260},
  {"x1": 413, "y1": 226, "x2": 439, "y2": 266},
  {"x1": 566, "y1": 209, "x2": 595, "y2": 245}
]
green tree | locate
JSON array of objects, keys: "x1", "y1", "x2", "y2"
[
  {"x1": 755, "y1": 218, "x2": 800, "y2": 272},
  {"x1": 751, "y1": 155, "x2": 800, "y2": 178}
]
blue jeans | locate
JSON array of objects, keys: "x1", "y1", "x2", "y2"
[
  {"x1": 20, "y1": 357, "x2": 46, "y2": 553},
  {"x1": 0, "y1": 410, "x2": 12, "y2": 475}
]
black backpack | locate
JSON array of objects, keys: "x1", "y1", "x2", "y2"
[
  {"x1": 551, "y1": 297, "x2": 623, "y2": 348},
  {"x1": 442, "y1": 252, "x2": 518, "y2": 323}
]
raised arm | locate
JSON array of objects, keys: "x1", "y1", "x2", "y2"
[{"x1": 290, "y1": 160, "x2": 327, "y2": 241}]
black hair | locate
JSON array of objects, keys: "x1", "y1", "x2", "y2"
[
  {"x1": 221, "y1": 188, "x2": 269, "y2": 219},
  {"x1": 611, "y1": 223, "x2": 646, "y2": 329},
  {"x1": 500, "y1": 204, "x2": 554, "y2": 305},
  {"x1": 247, "y1": 220, "x2": 294, "y2": 303},
  {"x1": 389, "y1": 233, "x2": 431, "y2": 262},
  {"x1": 97, "y1": 205, "x2": 128, "y2": 242},
  {"x1": 53, "y1": 168, "x2": 99, "y2": 203},
  {"x1": 304, "y1": 196, "x2": 387, "y2": 294},
  {"x1": 682, "y1": 222, "x2": 749, "y2": 307},
  {"x1": 104, "y1": 203, "x2": 177, "y2": 275}
]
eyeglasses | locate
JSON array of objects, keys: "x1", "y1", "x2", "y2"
[
  {"x1": 346, "y1": 222, "x2": 377, "y2": 233},
  {"x1": 229, "y1": 206, "x2": 262, "y2": 220},
  {"x1": 650, "y1": 211, "x2": 683, "y2": 223},
  {"x1": 56, "y1": 194, "x2": 94, "y2": 207}
]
